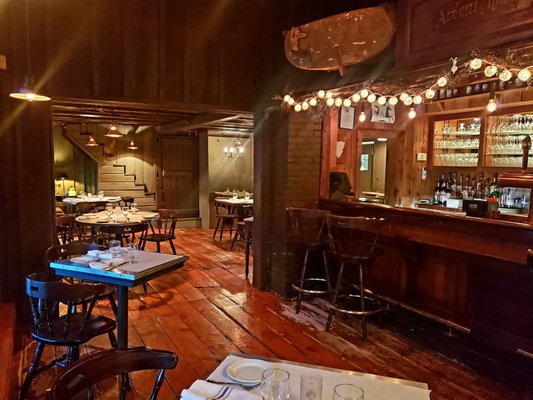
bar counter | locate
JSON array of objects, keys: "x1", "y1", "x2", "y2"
[{"x1": 320, "y1": 199, "x2": 533, "y2": 358}]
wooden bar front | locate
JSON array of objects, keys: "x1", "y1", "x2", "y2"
[{"x1": 320, "y1": 199, "x2": 533, "y2": 357}]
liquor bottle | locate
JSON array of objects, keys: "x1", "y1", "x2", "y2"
[
  {"x1": 475, "y1": 173, "x2": 484, "y2": 199},
  {"x1": 439, "y1": 174, "x2": 447, "y2": 205},
  {"x1": 451, "y1": 172, "x2": 457, "y2": 198},
  {"x1": 470, "y1": 174, "x2": 477, "y2": 199},
  {"x1": 489, "y1": 174, "x2": 500, "y2": 200},
  {"x1": 464, "y1": 175, "x2": 471, "y2": 199},
  {"x1": 434, "y1": 180, "x2": 441, "y2": 204},
  {"x1": 445, "y1": 174, "x2": 452, "y2": 204},
  {"x1": 457, "y1": 174, "x2": 463, "y2": 198}
]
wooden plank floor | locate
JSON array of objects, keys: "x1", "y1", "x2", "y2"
[{"x1": 11, "y1": 228, "x2": 533, "y2": 399}]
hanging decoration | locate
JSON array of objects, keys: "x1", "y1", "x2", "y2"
[
  {"x1": 224, "y1": 139, "x2": 245, "y2": 158},
  {"x1": 280, "y1": 50, "x2": 533, "y2": 120}
]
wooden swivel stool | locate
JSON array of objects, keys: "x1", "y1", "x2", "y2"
[
  {"x1": 289, "y1": 208, "x2": 332, "y2": 314},
  {"x1": 326, "y1": 215, "x2": 386, "y2": 340}
]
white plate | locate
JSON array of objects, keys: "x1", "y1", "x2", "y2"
[
  {"x1": 225, "y1": 359, "x2": 271, "y2": 384},
  {"x1": 70, "y1": 256, "x2": 95, "y2": 263}
]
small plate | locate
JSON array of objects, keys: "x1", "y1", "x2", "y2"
[
  {"x1": 225, "y1": 359, "x2": 271, "y2": 384},
  {"x1": 70, "y1": 256, "x2": 95, "y2": 264}
]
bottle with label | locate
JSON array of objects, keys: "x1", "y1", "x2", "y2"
[
  {"x1": 439, "y1": 174, "x2": 447, "y2": 205},
  {"x1": 434, "y1": 180, "x2": 441, "y2": 204},
  {"x1": 489, "y1": 174, "x2": 500, "y2": 200},
  {"x1": 464, "y1": 175, "x2": 471, "y2": 199},
  {"x1": 457, "y1": 174, "x2": 463, "y2": 197},
  {"x1": 451, "y1": 172, "x2": 457, "y2": 198}
]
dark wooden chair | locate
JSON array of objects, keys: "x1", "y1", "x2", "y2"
[
  {"x1": 288, "y1": 208, "x2": 332, "y2": 314},
  {"x1": 20, "y1": 273, "x2": 118, "y2": 400},
  {"x1": 55, "y1": 215, "x2": 76, "y2": 245},
  {"x1": 120, "y1": 196, "x2": 134, "y2": 208},
  {"x1": 213, "y1": 200, "x2": 237, "y2": 241},
  {"x1": 325, "y1": 215, "x2": 386, "y2": 339},
  {"x1": 46, "y1": 347, "x2": 178, "y2": 400},
  {"x1": 75, "y1": 201, "x2": 107, "y2": 215},
  {"x1": 140, "y1": 209, "x2": 178, "y2": 254},
  {"x1": 46, "y1": 242, "x2": 119, "y2": 319},
  {"x1": 97, "y1": 222, "x2": 148, "y2": 247},
  {"x1": 231, "y1": 205, "x2": 254, "y2": 250}
]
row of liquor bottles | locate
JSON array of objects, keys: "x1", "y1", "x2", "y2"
[{"x1": 432, "y1": 172, "x2": 529, "y2": 209}]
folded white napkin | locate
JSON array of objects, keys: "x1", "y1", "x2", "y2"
[
  {"x1": 88, "y1": 258, "x2": 126, "y2": 270},
  {"x1": 181, "y1": 380, "x2": 259, "y2": 400},
  {"x1": 98, "y1": 252, "x2": 114, "y2": 260},
  {"x1": 87, "y1": 250, "x2": 104, "y2": 258}
]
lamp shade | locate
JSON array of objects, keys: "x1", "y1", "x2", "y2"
[
  {"x1": 86, "y1": 136, "x2": 98, "y2": 146},
  {"x1": 105, "y1": 123, "x2": 122, "y2": 138},
  {"x1": 9, "y1": 75, "x2": 51, "y2": 102},
  {"x1": 57, "y1": 172, "x2": 68, "y2": 180}
]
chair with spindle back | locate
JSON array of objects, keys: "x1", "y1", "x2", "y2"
[
  {"x1": 140, "y1": 209, "x2": 178, "y2": 254},
  {"x1": 46, "y1": 347, "x2": 178, "y2": 400},
  {"x1": 96, "y1": 222, "x2": 148, "y2": 247},
  {"x1": 213, "y1": 200, "x2": 237, "y2": 241},
  {"x1": 55, "y1": 215, "x2": 76, "y2": 245},
  {"x1": 288, "y1": 208, "x2": 332, "y2": 314},
  {"x1": 46, "y1": 242, "x2": 119, "y2": 319},
  {"x1": 20, "y1": 273, "x2": 118, "y2": 400},
  {"x1": 325, "y1": 215, "x2": 386, "y2": 339},
  {"x1": 231, "y1": 205, "x2": 254, "y2": 250},
  {"x1": 120, "y1": 196, "x2": 134, "y2": 208}
]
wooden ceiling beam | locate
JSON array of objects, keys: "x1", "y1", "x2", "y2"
[{"x1": 156, "y1": 113, "x2": 246, "y2": 134}]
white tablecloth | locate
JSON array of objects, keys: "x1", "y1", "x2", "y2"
[{"x1": 205, "y1": 354, "x2": 431, "y2": 400}]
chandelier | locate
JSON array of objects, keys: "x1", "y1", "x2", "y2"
[{"x1": 224, "y1": 139, "x2": 244, "y2": 158}]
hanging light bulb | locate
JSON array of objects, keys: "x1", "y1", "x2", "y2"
[
  {"x1": 486, "y1": 98, "x2": 497, "y2": 112},
  {"x1": 413, "y1": 95, "x2": 423, "y2": 105},
  {"x1": 358, "y1": 111, "x2": 366, "y2": 122},
  {"x1": 469, "y1": 58, "x2": 483, "y2": 70},
  {"x1": 388, "y1": 96, "x2": 398, "y2": 105},
  {"x1": 9, "y1": 0, "x2": 51, "y2": 102},
  {"x1": 484, "y1": 65, "x2": 497, "y2": 77},
  {"x1": 325, "y1": 91, "x2": 334, "y2": 99},
  {"x1": 425, "y1": 89, "x2": 436, "y2": 99},
  {"x1": 317, "y1": 90, "x2": 326, "y2": 98},
  {"x1": 351, "y1": 93, "x2": 361, "y2": 102},
  {"x1": 301, "y1": 101, "x2": 309, "y2": 110},
  {"x1": 105, "y1": 122, "x2": 122, "y2": 138},
  {"x1": 127, "y1": 139, "x2": 138, "y2": 150},
  {"x1": 403, "y1": 96, "x2": 413, "y2": 106},
  {"x1": 334, "y1": 97, "x2": 343, "y2": 107},
  {"x1": 437, "y1": 77, "x2": 448, "y2": 87},
  {"x1": 498, "y1": 70, "x2": 512, "y2": 82},
  {"x1": 85, "y1": 135, "x2": 98, "y2": 147},
  {"x1": 288, "y1": 98, "x2": 295, "y2": 106},
  {"x1": 326, "y1": 98, "x2": 335, "y2": 107},
  {"x1": 309, "y1": 98, "x2": 318, "y2": 106},
  {"x1": 294, "y1": 103, "x2": 302, "y2": 112},
  {"x1": 367, "y1": 93, "x2": 377, "y2": 103},
  {"x1": 360, "y1": 89, "x2": 369, "y2": 98},
  {"x1": 343, "y1": 98, "x2": 352, "y2": 107},
  {"x1": 377, "y1": 96, "x2": 387, "y2": 105},
  {"x1": 518, "y1": 68, "x2": 531, "y2": 82},
  {"x1": 399, "y1": 92, "x2": 409, "y2": 102},
  {"x1": 408, "y1": 107, "x2": 417, "y2": 119},
  {"x1": 283, "y1": 94, "x2": 291, "y2": 103}
]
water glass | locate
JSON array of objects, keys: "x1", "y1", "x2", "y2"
[
  {"x1": 122, "y1": 206, "x2": 130, "y2": 220},
  {"x1": 127, "y1": 243, "x2": 138, "y2": 264},
  {"x1": 131, "y1": 202, "x2": 138, "y2": 213},
  {"x1": 300, "y1": 374, "x2": 322, "y2": 400},
  {"x1": 105, "y1": 204, "x2": 114, "y2": 219},
  {"x1": 333, "y1": 384, "x2": 364, "y2": 400},
  {"x1": 260, "y1": 369, "x2": 290, "y2": 400},
  {"x1": 109, "y1": 240, "x2": 121, "y2": 258}
]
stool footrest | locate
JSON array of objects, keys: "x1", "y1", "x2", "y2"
[
  {"x1": 329, "y1": 293, "x2": 383, "y2": 316},
  {"x1": 292, "y1": 278, "x2": 332, "y2": 295}
]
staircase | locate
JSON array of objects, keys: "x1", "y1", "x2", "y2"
[{"x1": 98, "y1": 165, "x2": 156, "y2": 210}]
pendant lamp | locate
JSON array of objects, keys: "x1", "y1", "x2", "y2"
[
  {"x1": 85, "y1": 136, "x2": 98, "y2": 146},
  {"x1": 9, "y1": 0, "x2": 50, "y2": 102},
  {"x1": 105, "y1": 122, "x2": 122, "y2": 138},
  {"x1": 127, "y1": 139, "x2": 138, "y2": 150}
]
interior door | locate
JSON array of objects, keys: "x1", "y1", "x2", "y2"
[{"x1": 160, "y1": 136, "x2": 199, "y2": 218}]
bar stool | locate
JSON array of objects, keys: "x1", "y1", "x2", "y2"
[
  {"x1": 325, "y1": 215, "x2": 386, "y2": 340},
  {"x1": 288, "y1": 208, "x2": 332, "y2": 314}
]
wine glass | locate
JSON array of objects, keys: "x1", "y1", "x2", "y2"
[
  {"x1": 109, "y1": 240, "x2": 121, "y2": 258},
  {"x1": 105, "y1": 204, "x2": 114, "y2": 219},
  {"x1": 122, "y1": 207, "x2": 130, "y2": 221},
  {"x1": 97, "y1": 190, "x2": 104, "y2": 199},
  {"x1": 127, "y1": 243, "x2": 138, "y2": 264},
  {"x1": 333, "y1": 384, "x2": 364, "y2": 400},
  {"x1": 260, "y1": 369, "x2": 290, "y2": 400},
  {"x1": 131, "y1": 202, "x2": 138, "y2": 214}
]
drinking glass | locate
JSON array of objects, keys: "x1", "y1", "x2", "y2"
[
  {"x1": 105, "y1": 204, "x2": 114, "y2": 219},
  {"x1": 131, "y1": 202, "x2": 138, "y2": 213},
  {"x1": 127, "y1": 243, "x2": 138, "y2": 264},
  {"x1": 244, "y1": 192, "x2": 251, "y2": 200},
  {"x1": 300, "y1": 374, "x2": 322, "y2": 400},
  {"x1": 98, "y1": 190, "x2": 104, "y2": 199},
  {"x1": 122, "y1": 207, "x2": 130, "y2": 221},
  {"x1": 260, "y1": 369, "x2": 290, "y2": 400},
  {"x1": 109, "y1": 240, "x2": 121, "y2": 258},
  {"x1": 333, "y1": 384, "x2": 364, "y2": 400}
]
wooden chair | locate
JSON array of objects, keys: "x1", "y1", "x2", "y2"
[
  {"x1": 97, "y1": 222, "x2": 148, "y2": 247},
  {"x1": 325, "y1": 215, "x2": 386, "y2": 339},
  {"x1": 288, "y1": 208, "x2": 332, "y2": 314},
  {"x1": 75, "y1": 201, "x2": 107, "y2": 215},
  {"x1": 140, "y1": 209, "x2": 178, "y2": 254},
  {"x1": 231, "y1": 205, "x2": 254, "y2": 250},
  {"x1": 20, "y1": 273, "x2": 118, "y2": 400},
  {"x1": 120, "y1": 196, "x2": 134, "y2": 208},
  {"x1": 46, "y1": 347, "x2": 178, "y2": 400},
  {"x1": 55, "y1": 215, "x2": 76, "y2": 245},
  {"x1": 46, "y1": 242, "x2": 118, "y2": 319},
  {"x1": 213, "y1": 200, "x2": 237, "y2": 241}
]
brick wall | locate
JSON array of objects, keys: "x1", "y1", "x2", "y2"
[{"x1": 254, "y1": 108, "x2": 322, "y2": 298}]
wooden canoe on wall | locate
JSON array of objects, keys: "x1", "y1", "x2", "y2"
[{"x1": 284, "y1": 5, "x2": 395, "y2": 75}]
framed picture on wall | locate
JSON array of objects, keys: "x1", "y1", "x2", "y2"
[
  {"x1": 360, "y1": 153, "x2": 369, "y2": 171},
  {"x1": 339, "y1": 106, "x2": 355, "y2": 130}
]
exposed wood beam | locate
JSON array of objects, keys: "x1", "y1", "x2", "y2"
[{"x1": 156, "y1": 113, "x2": 246, "y2": 134}]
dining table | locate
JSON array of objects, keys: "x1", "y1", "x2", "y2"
[
  {"x1": 50, "y1": 250, "x2": 188, "y2": 349},
  {"x1": 182, "y1": 353, "x2": 431, "y2": 400},
  {"x1": 75, "y1": 210, "x2": 160, "y2": 227},
  {"x1": 62, "y1": 196, "x2": 122, "y2": 205}
]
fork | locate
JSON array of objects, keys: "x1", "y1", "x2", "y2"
[{"x1": 206, "y1": 379, "x2": 260, "y2": 390}]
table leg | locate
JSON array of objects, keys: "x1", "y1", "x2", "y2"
[
  {"x1": 117, "y1": 286, "x2": 128, "y2": 349},
  {"x1": 245, "y1": 237, "x2": 250, "y2": 278}
]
